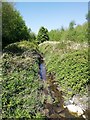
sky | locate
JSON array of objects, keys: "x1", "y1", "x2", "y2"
[
  {"x1": 7, "y1": 0, "x2": 90, "y2": 2},
  {"x1": 15, "y1": 2, "x2": 88, "y2": 34}
]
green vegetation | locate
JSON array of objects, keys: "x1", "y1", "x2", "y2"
[
  {"x1": 2, "y1": 40, "x2": 88, "y2": 118},
  {"x1": 37, "y1": 26, "x2": 49, "y2": 44},
  {"x1": 2, "y1": 41, "x2": 45, "y2": 118},
  {"x1": 2, "y1": 2, "x2": 32, "y2": 49},
  {"x1": 2, "y1": 1, "x2": 89, "y2": 119},
  {"x1": 39, "y1": 41, "x2": 88, "y2": 99},
  {"x1": 48, "y1": 22, "x2": 88, "y2": 43},
  {"x1": 69, "y1": 20, "x2": 76, "y2": 30},
  {"x1": 2, "y1": 1, "x2": 88, "y2": 48}
]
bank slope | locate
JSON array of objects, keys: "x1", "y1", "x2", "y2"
[
  {"x1": 2, "y1": 41, "x2": 45, "y2": 118},
  {"x1": 39, "y1": 41, "x2": 88, "y2": 99}
]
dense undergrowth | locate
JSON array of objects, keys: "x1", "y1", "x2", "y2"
[
  {"x1": 2, "y1": 41, "x2": 45, "y2": 119},
  {"x1": 2, "y1": 40, "x2": 89, "y2": 119},
  {"x1": 39, "y1": 41, "x2": 88, "y2": 99}
]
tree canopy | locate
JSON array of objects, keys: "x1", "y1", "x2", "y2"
[
  {"x1": 69, "y1": 20, "x2": 76, "y2": 30},
  {"x1": 48, "y1": 21, "x2": 88, "y2": 42},
  {"x1": 37, "y1": 26, "x2": 49, "y2": 44},
  {"x1": 2, "y1": 2, "x2": 30, "y2": 48}
]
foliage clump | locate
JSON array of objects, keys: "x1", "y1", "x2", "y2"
[
  {"x1": 2, "y1": 2, "x2": 32, "y2": 48},
  {"x1": 37, "y1": 26, "x2": 49, "y2": 44}
]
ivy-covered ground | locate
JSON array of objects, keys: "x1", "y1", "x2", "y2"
[
  {"x1": 39, "y1": 41, "x2": 88, "y2": 100},
  {"x1": 2, "y1": 40, "x2": 89, "y2": 119},
  {"x1": 2, "y1": 41, "x2": 45, "y2": 119}
]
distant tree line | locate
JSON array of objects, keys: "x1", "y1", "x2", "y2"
[
  {"x1": 37, "y1": 20, "x2": 88, "y2": 43},
  {"x1": 48, "y1": 21, "x2": 88, "y2": 43},
  {"x1": 2, "y1": 2, "x2": 89, "y2": 49}
]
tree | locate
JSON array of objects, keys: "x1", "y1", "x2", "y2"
[
  {"x1": 86, "y1": 11, "x2": 90, "y2": 43},
  {"x1": 86, "y1": 11, "x2": 90, "y2": 22},
  {"x1": 2, "y1": 2, "x2": 30, "y2": 48},
  {"x1": 29, "y1": 32, "x2": 36, "y2": 41},
  {"x1": 48, "y1": 29, "x2": 62, "y2": 41},
  {"x1": 37, "y1": 26, "x2": 49, "y2": 44},
  {"x1": 69, "y1": 20, "x2": 76, "y2": 30},
  {"x1": 27, "y1": 28, "x2": 36, "y2": 41},
  {"x1": 61, "y1": 26, "x2": 64, "y2": 31}
]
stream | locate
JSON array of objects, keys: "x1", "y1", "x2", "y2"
[{"x1": 38, "y1": 55, "x2": 90, "y2": 119}]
